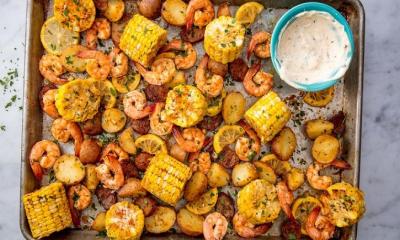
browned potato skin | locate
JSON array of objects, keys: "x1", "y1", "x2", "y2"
[
  {"x1": 91, "y1": 212, "x2": 106, "y2": 231},
  {"x1": 118, "y1": 178, "x2": 147, "y2": 197},
  {"x1": 161, "y1": 0, "x2": 187, "y2": 26},
  {"x1": 184, "y1": 171, "x2": 208, "y2": 201},
  {"x1": 145, "y1": 206, "x2": 176, "y2": 233},
  {"x1": 134, "y1": 196, "x2": 157, "y2": 217},
  {"x1": 254, "y1": 161, "x2": 277, "y2": 184},
  {"x1": 231, "y1": 162, "x2": 258, "y2": 187},
  {"x1": 177, "y1": 208, "x2": 204, "y2": 236},
  {"x1": 207, "y1": 163, "x2": 230, "y2": 188},
  {"x1": 305, "y1": 119, "x2": 334, "y2": 140},
  {"x1": 271, "y1": 127, "x2": 297, "y2": 161},
  {"x1": 312, "y1": 134, "x2": 340, "y2": 164},
  {"x1": 79, "y1": 139, "x2": 101, "y2": 164},
  {"x1": 82, "y1": 113, "x2": 102, "y2": 135},
  {"x1": 138, "y1": 0, "x2": 161, "y2": 19},
  {"x1": 285, "y1": 168, "x2": 305, "y2": 191},
  {"x1": 222, "y1": 92, "x2": 246, "y2": 124}
]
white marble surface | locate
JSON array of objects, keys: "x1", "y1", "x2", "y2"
[{"x1": 0, "y1": 0, "x2": 398, "y2": 239}]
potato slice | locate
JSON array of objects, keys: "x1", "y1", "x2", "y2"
[
  {"x1": 186, "y1": 188, "x2": 218, "y2": 215},
  {"x1": 305, "y1": 119, "x2": 334, "y2": 139},
  {"x1": 145, "y1": 206, "x2": 176, "y2": 234},
  {"x1": 271, "y1": 127, "x2": 297, "y2": 161},
  {"x1": 84, "y1": 164, "x2": 100, "y2": 191},
  {"x1": 54, "y1": 154, "x2": 85, "y2": 185},
  {"x1": 184, "y1": 172, "x2": 208, "y2": 201},
  {"x1": 118, "y1": 128, "x2": 137, "y2": 154},
  {"x1": 177, "y1": 208, "x2": 204, "y2": 236},
  {"x1": 91, "y1": 212, "x2": 106, "y2": 231},
  {"x1": 161, "y1": 0, "x2": 187, "y2": 26},
  {"x1": 101, "y1": 108, "x2": 126, "y2": 133},
  {"x1": 254, "y1": 161, "x2": 277, "y2": 184},
  {"x1": 232, "y1": 162, "x2": 258, "y2": 187},
  {"x1": 286, "y1": 168, "x2": 305, "y2": 191},
  {"x1": 118, "y1": 178, "x2": 147, "y2": 197},
  {"x1": 312, "y1": 134, "x2": 340, "y2": 164},
  {"x1": 207, "y1": 163, "x2": 230, "y2": 188},
  {"x1": 222, "y1": 92, "x2": 246, "y2": 124}
]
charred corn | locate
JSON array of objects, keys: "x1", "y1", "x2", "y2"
[
  {"x1": 22, "y1": 182, "x2": 72, "y2": 239},
  {"x1": 244, "y1": 91, "x2": 291, "y2": 143},
  {"x1": 120, "y1": 14, "x2": 167, "y2": 66},
  {"x1": 204, "y1": 16, "x2": 245, "y2": 64},
  {"x1": 141, "y1": 153, "x2": 192, "y2": 205}
]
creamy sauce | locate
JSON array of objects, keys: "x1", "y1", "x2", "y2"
[{"x1": 277, "y1": 11, "x2": 351, "y2": 84}]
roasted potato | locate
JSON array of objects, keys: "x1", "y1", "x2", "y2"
[
  {"x1": 118, "y1": 178, "x2": 147, "y2": 197},
  {"x1": 232, "y1": 162, "x2": 258, "y2": 187},
  {"x1": 101, "y1": 108, "x2": 126, "y2": 133},
  {"x1": 82, "y1": 112, "x2": 102, "y2": 136},
  {"x1": 118, "y1": 128, "x2": 137, "y2": 154},
  {"x1": 161, "y1": 0, "x2": 187, "y2": 26},
  {"x1": 79, "y1": 139, "x2": 101, "y2": 164},
  {"x1": 91, "y1": 212, "x2": 106, "y2": 232},
  {"x1": 177, "y1": 208, "x2": 204, "y2": 236},
  {"x1": 138, "y1": 0, "x2": 162, "y2": 19},
  {"x1": 184, "y1": 171, "x2": 208, "y2": 201},
  {"x1": 186, "y1": 188, "x2": 218, "y2": 215},
  {"x1": 104, "y1": 0, "x2": 125, "y2": 22},
  {"x1": 134, "y1": 196, "x2": 157, "y2": 217},
  {"x1": 222, "y1": 92, "x2": 246, "y2": 124},
  {"x1": 207, "y1": 163, "x2": 230, "y2": 188},
  {"x1": 271, "y1": 127, "x2": 297, "y2": 161},
  {"x1": 254, "y1": 161, "x2": 277, "y2": 184},
  {"x1": 54, "y1": 155, "x2": 85, "y2": 185},
  {"x1": 84, "y1": 164, "x2": 100, "y2": 191},
  {"x1": 260, "y1": 153, "x2": 292, "y2": 176},
  {"x1": 312, "y1": 134, "x2": 340, "y2": 164},
  {"x1": 101, "y1": 80, "x2": 117, "y2": 109},
  {"x1": 305, "y1": 119, "x2": 334, "y2": 139},
  {"x1": 215, "y1": 192, "x2": 235, "y2": 221},
  {"x1": 145, "y1": 206, "x2": 176, "y2": 234},
  {"x1": 286, "y1": 168, "x2": 305, "y2": 191}
]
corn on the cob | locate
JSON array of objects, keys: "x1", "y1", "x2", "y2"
[
  {"x1": 141, "y1": 153, "x2": 192, "y2": 205},
  {"x1": 244, "y1": 91, "x2": 291, "y2": 143},
  {"x1": 22, "y1": 182, "x2": 72, "y2": 239},
  {"x1": 204, "y1": 16, "x2": 245, "y2": 64},
  {"x1": 120, "y1": 14, "x2": 167, "y2": 66}
]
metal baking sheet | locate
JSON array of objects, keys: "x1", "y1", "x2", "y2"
[{"x1": 20, "y1": 0, "x2": 365, "y2": 239}]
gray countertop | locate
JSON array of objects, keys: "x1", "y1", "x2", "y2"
[{"x1": 0, "y1": 0, "x2": 398, "y2": 239}]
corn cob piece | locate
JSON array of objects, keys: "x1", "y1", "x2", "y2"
[
  {"x1": 244, "y1": 91, "x2": 291, "y2": 143},
  {"x1": 141, "y1": 153, "x2": 192, "y2": 205},
  {"x1": 22, "y1": 182, "x2": 72, "y2": 239},
  {"x1": 120, "y1": 14, "x2": 167, "y2": 66},
  {"x1": 204, "y1": 16, "x2": 245, "y2": 64}
]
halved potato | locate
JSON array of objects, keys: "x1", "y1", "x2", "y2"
[
  {"x1": 222, "y1": 92, "x2": 246, "y2": 124},
  {"x1": 184, "y1": 171, "x2": 208, "y2": 201},
  {"x1": 118, "y1": 128, "x2": 137, "y2": 154},
  {"x1": 91, "y1": 212, "x2": 106, "y2": 232},
  {"x1": 312, "y1": 134, "x2": 340, "y2": 164},
  {"x1": 84, "y1": 164, "x2": 100, "y2": 191},
  {"x1": 254, "y1": 161, "x2": 277, "y2": 184},
  {"x1": 207, "y1": 163, "x2": 230, "y2": 188},
  {"x1": 54, "y1": 154, "x2": 85, "y2": 185},
  {"x1": 145, "y1": 206, "x2": 176, "y2": 234},
  {"x1": 232, "y1": 162, "x2": 258, "y2": 187},
  {"x1": 104, "y1": 0, "x2": 125, "y2": 22},
  {"x1": 177, "y1": 208, "x2": 204, "y2": 236},
  {"x1": 161, "y1": 0, "x2": 187, "y2": 26},
  {"x1": 271, "y1": 127, "x2": 297, "y2": 161},
  {"x1": 101, "y1": 108, "x2": 126, "y2": 133},
  {"x1": 186, "y1": 188, "x2": 218, "y2": 215},
  {"x1": 118, "y1": 178, "x2": 147, "y2": 198},
  {"x1": 305, "y1": 119, "x2": 334, "y2": 139},
  {"x1": 286, "y1": 168, "x2": 305, "y2": 191}
]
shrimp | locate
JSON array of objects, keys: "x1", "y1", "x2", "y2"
[
  {"x1": 188, "y1": 151, "x2": 211, "y2": 174},
  {"x1": 243, "y1": 63, "x2": 273, "y2": 97},
  {"x1": 39, "y1": 54, "x2": 67, "y2": 85},
  {"x1": 186, "y1": 0, "x2": 215, "y2": 30},
  {"x1": 305, "y1": 207, "x2": 335, "y2": 240},
  {"x1": 172, "y1": 127, "x2": 206, "y2": 153},
  {"x1": 42, "y1": 89, "x2": 59, "y2": 119},
  {"x1": 217, "y1": 2, "x2": 231, "y2": 17},
  {"x1": 29, "y1": 140, "x2": 61, "y2": 181},
  {"x1": 68, "y1": 184, "x2": 92, "y2": 211},
  {"x1": 161, "y1": 40, "x2": 197, "y2": 70},
  {"x1": 77, "y1": 50, "x2": 111, "y2": 80},
  {"x1": 247, "y1": 31, "x2": 272, "y2": 59},
  {"x1": 235, "y1": 121, "x2": 261, "y2": 161},
  {"x1": 276, "y1": 181, "x2": 294, "y2": 220},
  {"x1": 50, "y1": 118, "x2": 83, "y2": 156},
  {"x1": 101, "y1": 142, "x2": 129, "y2": 163},
  {"x1": 306, "y1": 160, "x2": 351, "y2": 190},
  {"x1": 134, "y1": 58, "x2": 176, "y2": 85},
  {"x1": 203, "y1": 212, "x2": 228, "y2": 240},
  {"x1": 195, "y1": 55, "x2": 224, "y2": 97},
  {"x1": 123, "y1": 90, "x2": 153, "y2": 120},
  {"x1": 150, "y1": 102, "x2": 173, "y2": 136},
  {"x1": 96, "y1": 155, "x2": 125, "y2": 190},
  {"x1": 233, "y1": 213, "x2": 271, "y2": 238},
  {"x1": 109, "y1": 47, "x2": 128, "y2": 78},
  {"x1": 85, "y1": 18, "x2": 111, "y2": 50}
]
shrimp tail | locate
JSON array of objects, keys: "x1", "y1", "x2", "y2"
[
  {"x1": 247, "y1": 40, "x2": 256, "y2": 60},
  {"x1": 172, "y1": 126, "x2": 182, "y2": 141},
  {"x1": 67, "y1": 186, "x2": 81, "y2": 227},
  {"x1": 30, "y1": 162, "x2": 44, "y2": 181},
  {"x1": 133, "y1": 61, "x2": 147, "y2": 76},
  {"x1": 330, "y1": 159, "x2": 352, "y2": 170}
]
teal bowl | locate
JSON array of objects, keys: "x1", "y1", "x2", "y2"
[{"x1": 270, "y1": 2, "x2": 355, "y2": 92}]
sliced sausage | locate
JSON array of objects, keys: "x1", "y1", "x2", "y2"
[
  {"x1": 180, "y1": 26, "x2": 205, "y2": 43},
  {"x1": 82, "y1": 113, "x2": 103, "y2": 136},
  {"x1": 95, "y1": 186, "x2": 117, "y2": 210},
  {"x1": 229, "y1": 58, "x2": 248, "y2": 82},
  {"x1": 215, "y1": 192, "x2": 235, "y2": 221},
  {"x1": 79, "y1": 139, "x2": 101, "y2": 164},
  {"x1": 120, "y1": 160, "x2": 139, "y2": 178},
  {"x1": 144, "y1": 84, "x2": 169, "y2": 102},
  {"x1": 218, "y1": 146, "x2": 240, "y2": 169},
  {"x1": 134, "y1": 196, "x2": 157, "y2": 216},
  {"x1": 130, "y1": 118, "x2": 150, "y2": 135},
  {"x1": 198, "y1": 114, "x2": 223, "y2": 131},
  {"x1": 134, "y1": 152, "x2": 153, "y2": 171}
]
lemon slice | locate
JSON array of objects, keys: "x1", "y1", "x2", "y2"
[
  {"x1": 101, "y1": 81, "x2": 117, "y2": 109},
  {"x1": 40, "y1": 17, "x2": 80, "y2": 55},
  {"x1": 291, "y1": 196, "x2": 322, "y2": 235},
  {"x1": 112, "y1": 71, "x2": 141, "y2": 94},
  {"x1": 213, "y1": 125, "x2": 245, "y2": 153},
  {"x1": 135, "y1": 134, "x2": 168, "y2": 155},
  {"x1": 185, "y1": 188, "x2": 218, "y2": 215},
  {"x1": 235, "y1": 2, "x2": 264, "y2": 26},
  {"x1": 303, "y1": 86, "x2": 335, "y2": 107},
  {"x1": 260, "y1": 153, "x2": 292, "y2": 176}
]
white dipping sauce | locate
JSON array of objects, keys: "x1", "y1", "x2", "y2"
[{"x1": 277, "y1": 11, "x2": 351, "y2": 84}]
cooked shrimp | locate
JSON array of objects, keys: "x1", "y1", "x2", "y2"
[
  {"x1": 161, "y1": 40, "x2": 197, "y2": 70},
  {"x1": 42, "y1": 89, "x2": 59, "y2": 119},
  {"x1": 77, "y1": 50, "x2": 111, "y2": 80},
  {"x1": 150, "y1": 102, "x2": 173, "y2": 136},
  {"x1": 68, "y1": 184, "x2": 92, "y2": 210},
  {"x1": 186, "y1": 0, "x2": 215, "y2": 30},
  {"x1": 96, "y1": 155, "x2": 124, "y2": 190},
  {"x1": 306, "y1": 160, "x2": 351, "y2": 190},
  {"x1": 101, "y1": 142, "x2": 129, "y2": 162},
  {"x1": 29, "y1": 140, "x2": 61, "y2": 181},
  {"x1": 172, "y1": 127, "x2": 206, "y2": 153},
  {"x1": 235, "y1": 121, "x2": 261, "y2": 161},
  {"x1": 233, "y1": 213, "x2": 271, "y2": 238},
  {"x1": 123, "y1": 90, "x2": 153, "y2": 120},
  {"x1": 50, "y1": 118, "x2": 83, "y2": 156},
  {"x1": 195, "y1": 55, "x2": 224, "y2": 97},
  {"x1": 243, "y1": 63, "x2": 273, "y2": 97},
  {"x1": 188, "y1": 151, "x2": 211, "y2": 174},
  {"x1": 305, "y1": 207, "x2": 335, "y2": 240},
  {"x1": 109, "y1": 47, "x2": 128, "y2": 78},
  {"x1": 203, "y1": 212, "x2": 228, "y2": 240},
  {"x1": 207, "y1": 58, "x2": 228, "y2": 77},
  {"x1": 39, "y1": 54, "x2": 67, "y2": 85},
  {"x1": 85, "y1": 18, "x2": 111, "y2": 49},
  {"x1": 134, "y1": 58, "x2": 176, "y2": 85},
  {"x1": 247, "y1": 31, "x2": 272, "y2": 59},
  {"x1": 217, "y1": 2, "x2": 231, "y2": 17},
  {"x1": 277, "y1": 181, "x2": 294, "y2": 220}
]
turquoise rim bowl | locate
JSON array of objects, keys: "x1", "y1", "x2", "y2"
[{"x1": 270, "y1": 2, "x2": 355, "y2": 92}]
